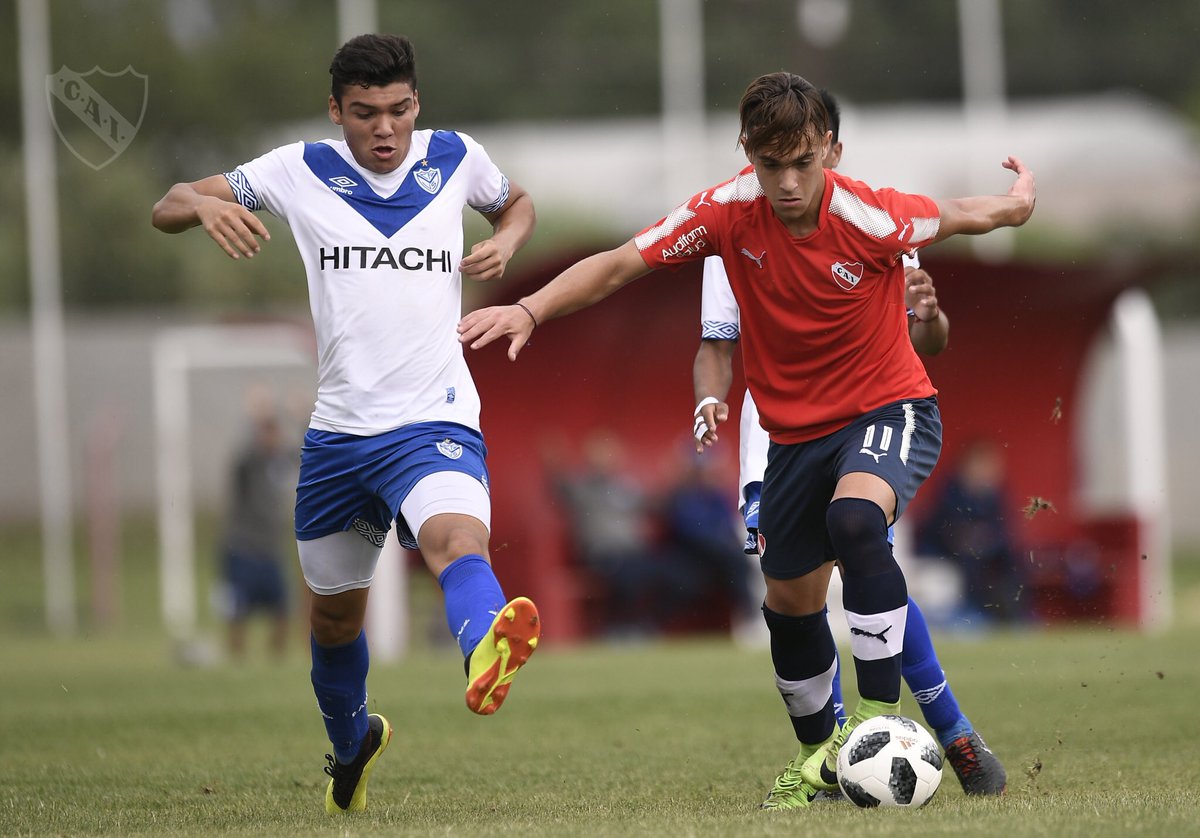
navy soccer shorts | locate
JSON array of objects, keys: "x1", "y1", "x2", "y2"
[
  {"x1": 758, "y1": 396, "x2": 942, "y2": 580},
  {"x1": 294, "y1": 420, "x2": 490, "y2": 550}
]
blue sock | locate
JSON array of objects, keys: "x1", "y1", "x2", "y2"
[
  {"x1": 438, "y1": 554, "x2": 506, "y2": 657},
  {"x1": 827, "y1": 616, "x2": 847, "y2": 728},
  {"x1": 310, "y1": 631, "x2": 370, "y2": 764},
  {"x1": 902, "y1": 597, "x2": 972, "y2": 747}
]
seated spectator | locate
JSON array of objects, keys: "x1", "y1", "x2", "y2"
[
  {"x1": 917, "y1": 438, "x2": 1027, "y2": 624},
  {"x1": 547, "y1": 429, "x2": 668, "y2": 638},
  {"x1": 658, "y1": 444, "x2": 758, "y2": 634}
]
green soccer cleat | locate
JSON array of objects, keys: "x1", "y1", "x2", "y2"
[
  {"x1": 465, "y1": 596, "x2": 541, "y2": 715},
  {"x1": 324, "y1": 713, "x2": 392, "y2": 814},
  {"x1": 761, "y1": 755, "x2": 819, "y2": 810},
  {"x1": 800, "y1": 698, "x2": 900, "y2": 791},
  {"x1": 945, "y1": 730, "x2": 1008, "y2": 795}
]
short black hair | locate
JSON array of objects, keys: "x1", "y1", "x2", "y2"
[
  {"x1": 329, "y1": 34, "x2": 416, "y2": 103},
  {"x1": 818, "y1": 89, "x2": 841, "y2": 143}
]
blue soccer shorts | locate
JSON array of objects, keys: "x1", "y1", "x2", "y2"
[
  {"x1": 294, "y1": 420, "x2": 491, "y2": 553},
  {"x1": 758, "y1": 396, "x2": 942, "y2": 580}
]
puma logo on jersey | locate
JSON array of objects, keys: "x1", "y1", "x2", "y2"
[
  {"x1": 899, "y1": 218, "x2": 912, "y2": 241},
  {"x1": 694, "y1": 191, "x2": 713, "y2": 208},
  {"x1": 740, "y1": 248, "x2": 766, "y2": 269},
  {"x1": 850, "y1": 625, "x2": 893, "y2": 644}
]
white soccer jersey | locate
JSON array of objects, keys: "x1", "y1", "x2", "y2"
[
  {"x1": 226, "y1": 130, "x2": 510, "y2": 435},
  {"x1": 699, "y1": 251, "x2": 920, "y2": 504}
]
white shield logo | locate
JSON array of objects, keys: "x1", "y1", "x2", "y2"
[
  {"x1": 436, "y1": 438, "x2": 463, "y2": 460},
  {"x1": 46, "y1": 65, "x2": 148, "y2": 171},
  {"x1": 414, "y1": 166, "x2": 442, "y2": 195}
]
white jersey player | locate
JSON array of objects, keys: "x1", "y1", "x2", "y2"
[{"x1": 152, "y1": 34, "x2": 541, "y2": 814}]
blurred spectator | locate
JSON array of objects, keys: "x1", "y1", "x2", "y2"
[
  {"x1": 547, "y1": 429, "x2": 669, "y2": 638},
  {"x1": 917, "y1": 438, "x2": 1027, "y2": 624},
  {"x1": 658, "y1": 445, "x2": 759, "y2": 635},
  {"x1": 216, "y1": 412, "x2": 296, "y2": 659}
]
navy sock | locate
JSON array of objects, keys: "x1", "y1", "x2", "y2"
[
  {"x1": 438, "y1": 554, "x2": 506, "y2": 657},
  {"x1": 903, "y1": 597, "x2": 971, "y2": 745},
  {"x1": 310, "y1": 631, "x2": 370, "y2": 763},
  {"x1": 828, "y1": 498, "x2": 908, "y2": 704},
  {"x1": 763, "y1": 604, "x2": 838, "y2": 745}
]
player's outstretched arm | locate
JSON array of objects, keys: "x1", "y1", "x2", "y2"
[
  {"x1": 904, "y1": 267, "x2": 949, "y2": 356},
  {"x1": 692, "y1": 339, "x2": 735, "y2": 453},
  {"x1": 458, "y1": 239, "x2": 651, "y2": 361},
  {"x1": 461, "y1": 180, "x2": 536, "y2": 282},
  {"x1": 933, "y1": 156, "x2": 1036, "y2": 243},
  {"x1": 152, "y1": 175, "x2": 271, "y2": 260}
]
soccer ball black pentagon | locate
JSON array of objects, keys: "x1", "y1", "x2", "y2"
[{"x1": 836, "y1": 714, "x2": 943, "y2": 808}]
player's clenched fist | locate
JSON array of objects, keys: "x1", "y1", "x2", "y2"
[{"x1": 459, "y1": 239, "x2": 513, "y2": 282}]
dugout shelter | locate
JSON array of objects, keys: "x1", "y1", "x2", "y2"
[{"x1": 468, "y1": 250, "x2": 1169, "y2": 642}]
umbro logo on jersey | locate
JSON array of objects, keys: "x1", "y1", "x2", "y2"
[
  {"x1": 436, "y1": 438, "x2": 463, "y2": 459},
  {"x1": 740, "y1": 248, "x2": 766, "y2": 269},
  {"x1": 327, "y1": 175, "x2": 358, "y2": 195},
  {"x1": 744, "y1": 500, "x2": 760, "y2": 526},
  {"x1": 831, "y1": 261, "x2": 864, "y2": 290},
  {"x1": 414, "y1": 165, "x2": 442, "y2": 195}
]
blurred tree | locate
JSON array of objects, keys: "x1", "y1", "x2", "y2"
[{"x1": 1, "y1": 0, "x2": 1198, "y2": 312}]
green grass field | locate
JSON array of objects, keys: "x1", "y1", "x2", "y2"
[{"x1": 2, "y1": 525, "x2": 1199, "y2": 837}]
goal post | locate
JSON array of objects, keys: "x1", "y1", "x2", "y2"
[
  {"x1": 154, "y1": 324, "x2": 314, "y2": 644},
  {"x1": 153, "y1": 322, "x2": 410, "y2": 660},
  {"x1": 1112, "y1": 288, "x2": 1172, "y2": 631}
]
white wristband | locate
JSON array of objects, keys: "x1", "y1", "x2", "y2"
[{"x1": 693, "y1": 397, "x2": 718, "y2": 441}]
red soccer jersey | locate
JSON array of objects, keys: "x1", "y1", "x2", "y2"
[{"x1": 636, "y1": 166, "x2": 941, "y2": 443}]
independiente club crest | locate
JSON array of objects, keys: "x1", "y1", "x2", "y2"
[{"x1": 46, "y1": 65, "x2": 148, "y2": 170}]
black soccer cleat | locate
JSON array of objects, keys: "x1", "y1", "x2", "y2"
[
  {"x1": 324, "y1": 713, "x2": 392, "y2": 813},
  {"x1": 944, "y1": 730, "x2": 1007, "y2": 796}
]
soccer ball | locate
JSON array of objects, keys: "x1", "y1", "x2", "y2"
[{"x1": 836, "y1": 715, "x2": 943, "y2": 808}]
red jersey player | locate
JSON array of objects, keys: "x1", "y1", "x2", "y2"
[{"x1": 459, "y1": 72, "x2": 1035, "y2": 809}]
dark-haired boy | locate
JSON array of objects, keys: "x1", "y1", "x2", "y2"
[
  {"x1": 459, "y1": 71, "x2": 1033, "y2": 809},
  {"x1": 153, "y1": 33, "x2": 539, "y2": 814},
  {"x1": 694, "y1": 89, "x2": 1005, "y2": 802}
]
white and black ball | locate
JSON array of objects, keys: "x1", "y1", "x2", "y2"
[{"x1": 836, "y1": 714, "x2": 943, "y2": 808}]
